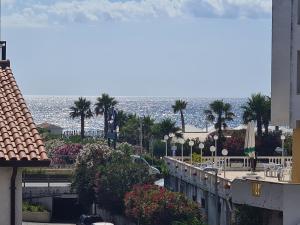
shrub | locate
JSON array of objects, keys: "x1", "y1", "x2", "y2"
[
  {"x1": 192, "y1": 153, "x2": 202, "y2": 163},
  {"x1": 124, "y1": 184, "x2": 202, "y2": 225},
  {"x1": 51, "y1": 144, "x2": 83, "y2": 165},
  {"x1": 117, "y1": 142, "x2": 134, "y2": 156},
  {"x1": 22, "y1": 202, "x2": 47, "y2": 213},
  {"x1": 94, "y1": 152, "x2": 153, "y2": 214},
  {"x1": 72, "y1": 143, "x2": 112, "y2": 210}
]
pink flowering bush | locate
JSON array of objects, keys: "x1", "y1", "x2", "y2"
[
  {"x1": 124, "y1": 184, "x2": 202, "y2": 225},
  {"x1": 51, "y1": 144, "x2": 83, "y2": 165}
]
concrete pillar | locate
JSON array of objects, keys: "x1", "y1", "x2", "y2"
[{"x1": 292, "y1": 128, "x2": 300, "y2": 183}]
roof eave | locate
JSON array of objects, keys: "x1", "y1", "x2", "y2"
[{"x1": 0, "y1": 160, "x2": 51, "y2": 168}]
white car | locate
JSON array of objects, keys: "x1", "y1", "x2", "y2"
[{"x1": 130, "y1": 155, "x2": 160, "y2": 175}]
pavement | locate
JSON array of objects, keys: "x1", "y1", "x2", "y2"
[{"x1": 23, "y1": 223, "x2": 75, "y2": 225}]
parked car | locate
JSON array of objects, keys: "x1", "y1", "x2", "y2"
[
  {"x1": 77, "y1": 214, "x2": 103, "y2": 225},
  {"x1": 130, "y1": 155, "x2": 160, "y2": 175},
  {"x1": 92, "y1": 223, "x2": 114, "y2": 225}
]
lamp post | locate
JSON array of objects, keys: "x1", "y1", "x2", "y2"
[
  {"x1": 199, "y1": 142, "x2": 204, "y2": 162},
  {"x1": 213, "y1": 135, "x2": 218, "y2": 164},
  {"x1": 210, "y1": 146, "x2": 216, "y2": 164},
  {"x1": 164, "y1": 135, "x2": 169, "y2": 156},
  {"x1": 189, "y1": 140, "x2": 195, "y2": 164},
  {"x1": 178, "y1": 138, "x2": 185, "y2": 161},
  {"x1": 281, "y1": 134, "x2": 286, "y2": 165},
  {"x1": 222, "y1": 149, "x2": 228, "y2": 178}
]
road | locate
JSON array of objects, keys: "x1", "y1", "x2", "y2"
[{"x1": 23, "y1": 223, "x2": 74, "y2": 225}]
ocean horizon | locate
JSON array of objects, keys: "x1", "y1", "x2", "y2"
[{"x1": 24, "y1": 95, "x2": 247, "y2": 132}]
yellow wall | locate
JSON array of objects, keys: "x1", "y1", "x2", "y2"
[{"x1": 292, "y1": 128, "x2": 300, "y2": 183}]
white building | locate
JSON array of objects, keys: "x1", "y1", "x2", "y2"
[{"x1": 271, "y1": 0, "x2": 300, "y2": 128}]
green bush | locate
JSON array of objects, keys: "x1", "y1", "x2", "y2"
[
  {"x1": 94, "y1": 152, "x2": 153, "y2": 214},
  {"x1": 22, "y1": 202, "x2": 47, "y2": 213},
  {"x1": 124, "y1": 184, "x2": 203, "y2": 225}
]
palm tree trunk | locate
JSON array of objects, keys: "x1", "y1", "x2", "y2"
[
  {"x1": 81, "y1": 114, "x2": 85, "y2": 139},
  {"x1": 257, "y1": 116, "x2": 263, "y2": 137},
  {"x1": 264, "y1": 121, "x2": 269, "y2": 135},
  {"x1": 104, "y1": 110, "x2": 108, "y2": 138},
  {"x1": 180, "y1": 110, "x2": 185, "y2": 132}
]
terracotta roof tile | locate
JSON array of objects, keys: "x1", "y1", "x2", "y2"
[{"x1": 0, "y1": 61, "x2": 49, "y2": 165}]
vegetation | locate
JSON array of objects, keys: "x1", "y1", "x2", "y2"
[
  {"x1": 124, "y1": 184, "x2": 203, "y2": 225},
  {"x1": 172, "y1": 100, "x2": 188, "y2": 132},
  {"x1": 69, "y1": 97, "x2": 93, "y2": 139},
  {"x1": 242, "y1": 93, "x2": 271, "y2": 137},
  {"x1": 94, "y1": 152, "x2": 153, "y2": 213},
  {"x1": 95, "y1": 93, "x2": 118, "y2": 138},
  {"x1": 204, "y1": 100, "x2": 235, "y2": 150},
  {"x1": 23, "y1": 202, "x2": 47, "y2": 213}
]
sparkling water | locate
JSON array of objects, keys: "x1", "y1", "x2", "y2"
[{"x1": 24, "y1": 95, "x2": 247, "y2": 131}]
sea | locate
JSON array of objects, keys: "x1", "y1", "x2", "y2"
[{"x1": 24, "y1": 95, "x2": 247, "y2": 132}]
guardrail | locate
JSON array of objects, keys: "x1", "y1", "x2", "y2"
[{"x1": 174, "y1": 156, "x2": 293, "y2": 170}]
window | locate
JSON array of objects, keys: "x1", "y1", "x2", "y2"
[{"x1": 298, "y1": 51, "x2": 300, "y2": 94}]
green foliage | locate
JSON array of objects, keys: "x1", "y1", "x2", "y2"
[
  {"x1": 119, "y1": 116, "x2": 140, "y2": 145},
  {"x1": 172, "y1": 217, "x2": 206, "y2": 225},
  {"x1": 172, "y1": 100, "x2": 188, "y2": 132},
  {"x1": 22, "y1": 202, "x2": 47, "y2": 213},
  {"x1": 192, "y1": 153, "x2": 202, "y2": 163},
  {"x1": 152, "y1": 140, "x2": 166, "y2": 157},
  {"x1": 94, "y1": 153, "x2": 153, "y2": 214},
  {"x1": 204, "y1": 100, "x2": 235, "y2": 138},
  {"x1": 72, "y1": 143, "x2": 112, "y2": 211},
  {"x1": 242, "y1": 93, "x2": 270, "y2": 137},
  {"x1": 124, "y1": 184, "x2": 202, "y2": 225},
  {"x1": 117, "y1": 142, "x2": 135, "y2": 156}
]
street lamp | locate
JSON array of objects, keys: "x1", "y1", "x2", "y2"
[
  {"x1": 189, "y1": 140, "x2": 195, "y2": 164},
  {"x1": 222, "y1": 149, "x2": 228, "y2": 178},
  {"x1": 210, "y1": 146, "x2": 216, "y2": 164},
  {"x1": 164, "y1": 135, "x2": 169, "y2": 156},
  {"x1": 281, "y1": 135, "x2": 286, "y2": 165},
  {"x1": 213, "y1": 135, "x2": 219, "y2": 164},
  {"x1": 199, "y1": 142, "x2": 204, "y2": 162},
  {"x1": 178, "y1": 138, "x2": 185, "y2": 161}
]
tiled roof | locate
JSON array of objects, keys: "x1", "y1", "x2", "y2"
[{"x1": 0, "y1": 60, "x2": 49, "y2": 166}]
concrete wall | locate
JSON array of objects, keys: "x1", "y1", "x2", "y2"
[
  {"x1": 0, "y1": 168, "x2": 22, "y2": 225},
  {"x1": 165, "y1": 175, "x2": 230, "y2": 225}
]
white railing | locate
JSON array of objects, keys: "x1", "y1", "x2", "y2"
[
  {"x1": 173, "y1": 156, "x2": 292, "y2": 170},
  {"x1": 165, "y1": 157, "x2": 232, "y2": 198}
]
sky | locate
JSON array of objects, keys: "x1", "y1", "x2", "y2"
[{"x1": 1, "y1": 0, "x2": 272, "y2": 97}]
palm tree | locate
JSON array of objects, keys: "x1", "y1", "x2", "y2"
[
  {"x1": 95, "y1": 93, "x2": 118, "y2": 138},
  {"x1": 70, "y1": 97, "x2": 93, "y2": 139},
  {"x1": 262, "y1": 96, "x2": 271, "y2": 135},
  {"x1": 242, "y1": 93, "x2": 270, "y2": 137},
  {"x1": 172, "y1": 100, "x2": 188, "y2": 132},
  {"x1": 142, "y1": 116, "x2": 155, "y2": 151},
  {"x1": 204, "y1": 100, "x2": 235, "y2": 139},
  {"x1": 152, "y1": 118, "x2": 181, "y2": 139},
  {"x1": 115, "y1": 110, "x2": 129, "y2": 130}
]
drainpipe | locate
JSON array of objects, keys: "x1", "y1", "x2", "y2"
[{"x1": 10, "y1": 167, "x2": 17, "y2": 225}]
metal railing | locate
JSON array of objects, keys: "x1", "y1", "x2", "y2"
[{"x1": 174, "y1": 156, "x2": 293, "y2": 170}]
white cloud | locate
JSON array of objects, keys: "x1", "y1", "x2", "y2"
[{"x1": 2, "y1": 0, "x2": 272, "y2": 27}]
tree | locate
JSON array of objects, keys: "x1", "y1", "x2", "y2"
[
  {"x1": 70, "y1": 97, "x2": 93, "y2": 139},
  {"x1": 115, "y1": 110, "x2": 129, "y2": 130},
  {"x1": 172, "y1": 100, "x2": 188, "y2": 132},
  {"x1": 152, "y1": 118, "x2": 181, "y2": 139},
  {"x1": 95, "y1": 93, "x2": 118, "y2": 138},
  {"x1": 142, "y1": 116, "x2": 155, "y2": 151},
  {"x1": 242, "y1": 93, "x2": 270, "y2": 137},
  {"x1": 204, "y1": 100, "x2": 235, "y2": 139}
]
